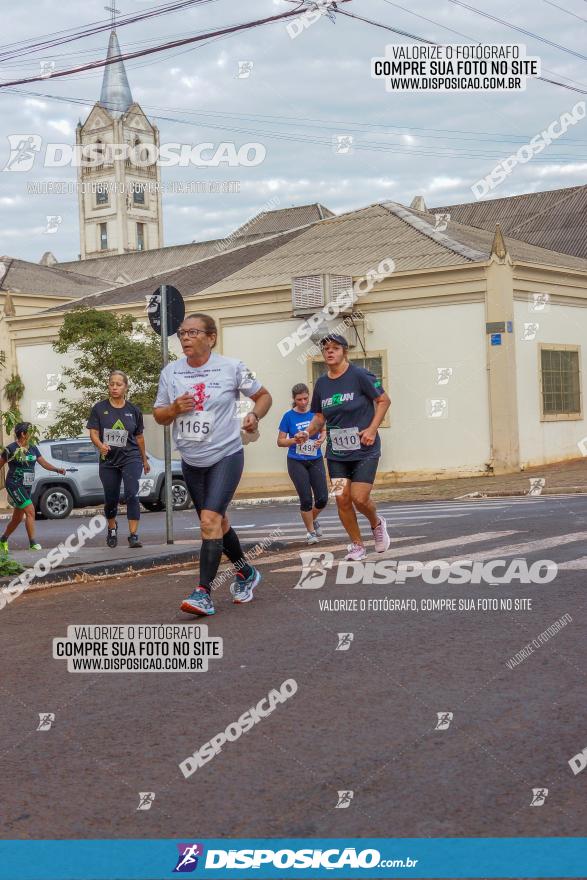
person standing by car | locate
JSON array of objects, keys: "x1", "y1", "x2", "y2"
[
  {"x1": 87, "y1": 370, "x2": 150, "y2": 549},
  {"x1": 0, "y1": 422, "x2": 65, "y2": 552},
  {"x1": 277, "y1": 382, "x2": 328, "y2": 544},
  {"x1": 153, "y1": 312, "x2": 272, "y2": 617},
  {"x1": 295, "y1": 334, "x2": 391, "y2": 561}
]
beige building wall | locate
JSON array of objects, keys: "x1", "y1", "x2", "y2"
[
  {"x1": 221, "y1": 302, "x2": 491, "y2": 488},
  {"x1": 514, "y1": 299, "x2": 587, "y2": 466},
  {"x1": 15, "y1": 341, "x2": 71, "y2": 428}
]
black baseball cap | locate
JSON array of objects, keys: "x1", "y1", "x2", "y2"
[{"x1": 319, "y1": 334, "x2": 349, "y2": 349}]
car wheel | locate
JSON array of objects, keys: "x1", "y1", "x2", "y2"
[
  {"x1": 39, "y1": 486, "x2": 74, "y2": 519},
  {"x1": 171, "y1": 479, "x2": 191, "y2": 511},
  {"x1": 141, "y1": 500, "x2": 164, "y2": 513}
]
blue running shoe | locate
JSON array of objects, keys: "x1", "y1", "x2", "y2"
[
  {"x1": 180, "y1": 587, "x2": 215, "y2": 616},
  {"x1": 230, "y1": 567, "x2": 261, "y2": 604}
]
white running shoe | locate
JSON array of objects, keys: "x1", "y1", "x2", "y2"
[
  {"x1": 345, "y1": 543, "x2": 366, "y2": 561},
  {"x1": 372, "y1": 515, "x2": 391, "y2": 553},
  {"x1": 313, "y1": 520, "x2": 323, "y2": 537},
  {"x1": 306, "y1": 531, "x2": 319, "y2": 545}
]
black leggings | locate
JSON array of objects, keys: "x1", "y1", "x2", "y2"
[
  {"x1": 181, "y1": 449, "x2": 244, "y2": 516},
  {"x1": 287, "y1": 457, "x2": 328, "y2": 513},
  {"x1": 99, "y1": 459, "x2": 143, "y2": 521}
]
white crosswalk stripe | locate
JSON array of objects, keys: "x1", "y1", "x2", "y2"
[
  {"x1": 415, "y1": 532, "x2": 587, "y2": 564},
  {"x1": 372, "y1": 531, "x2": 519, "y2": 558},
  {"x1": 546, "y1": 555, "x2": 587, "y2": 570}
]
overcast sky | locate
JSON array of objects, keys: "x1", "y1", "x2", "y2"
[{"x1": 1, "y1": 0, "x2": 586, "y2": 262}]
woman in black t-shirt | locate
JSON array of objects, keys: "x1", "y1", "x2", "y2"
[
  {"x1": 295, "y1": 334, "x2": 391, "y2": 562},
  {"x1": 87, "y1": 370, "x2": 150, "y2": 549}
]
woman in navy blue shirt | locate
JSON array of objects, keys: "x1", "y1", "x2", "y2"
[
  {"x1": 295, "y1": 335, "x2": 391, "y2": 561},
  {"x1": 278, "y1": 383, "x2": 328, "y2": 544}
]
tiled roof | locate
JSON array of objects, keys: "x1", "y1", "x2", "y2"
[
  {"x1": 0, "y1": 257, "x2": 115, "y2": 297},
  {"x1": 57, "y1": 204, "x2": 335, "y2": 284},
  {"x1": 44, "y1": 229, "x2": 309, "y2": 314},
  {"x1": 41, "y1": 198, "x2": 587, "y2": 315},
  {"x1": 57, "y1": 239, "x2": 239, "y2": 284},
  {"x1": 432, "y1": 185, "x2": 587, "y2": 260},
  {"x1": 200, "y1": 201, "x2": 587, "y2": 298},
  {"x1": 398, "y1": 202, "x2": 587, "y2": 271},
  {"x1": 231, "y1": 203, "x2": 335, "y2": 238}
]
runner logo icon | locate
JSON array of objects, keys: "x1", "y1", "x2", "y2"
[
  {"x1": 294, "y1": 551, "x2": 334, "y2": 589},
  {"x1": 136, "y1": 792, "x2": 155, "y2": 811},
  {"x1": 335, "y1": 790, "x2": 354, "y2": 809},
  {"x1": 435, "y1": 712, "x2": 453, "y2": 730},
  {"x1": 173, "y1": 843, "x2": 204, "y2": 872},
  {"x1": 530, "y1": 788, "x2": 548, "y2": 806},
  {"x1": 37, "y1": 712, "x2": 55, "y2": 731}
]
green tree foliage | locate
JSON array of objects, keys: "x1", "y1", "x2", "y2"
[
  {"x1": 3, "y1": 373, "x2": 25, "y2": 419},
  {"x1": 0, "y1": 412, "x2": 41, "y2": 468},
  {"x1": 47, "y1": 308, "x2": 172, "y2": 439}
]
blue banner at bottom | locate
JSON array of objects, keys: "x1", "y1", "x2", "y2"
[{"x1": 0, "y1": 838, "x2": 586, "y2": 879}]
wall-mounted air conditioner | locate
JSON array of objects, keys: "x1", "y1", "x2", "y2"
[{"x1": 291, "y1": 273, "x2": 355, "y2": 316}]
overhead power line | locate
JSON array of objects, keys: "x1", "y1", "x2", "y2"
[
  {"x1": 447, "y1": 0, "x2": 587, "y2": 62},
  {"x1": 0, "y1": 6, "x2": 306, "y2": 89},
  {"x1": 6, "y1": 86, "x2": 586, "y2": 162},
  {"x1": 0, "y1": 0, "x2": 219, "y2": 63}
]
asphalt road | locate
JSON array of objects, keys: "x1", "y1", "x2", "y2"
[{"x1": 2, "y1": 495, "x2": 587, "y2": 850}]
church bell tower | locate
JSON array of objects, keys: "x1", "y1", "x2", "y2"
[{"x1": 76, "y1": 27, "x2": 163, "y2": 259}]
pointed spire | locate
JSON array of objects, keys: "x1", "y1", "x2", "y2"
[
  {"x1": 99, "y1": 30, "x2": 133, "y2": 117},
  {"x1": 410, "y1": 196, "x2": 427, "y2": 212},
  {"x1": 491, "y1": 223, "x2": 508, "y2": 261}
]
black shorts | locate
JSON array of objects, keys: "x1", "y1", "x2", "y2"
[
  {"x1": 5, "y1": 480, "x2": 33, "y2": 509},
  {"x1": 327, "y1": 457, "x2": 379, "y2": 485},
  {"x1": 181, "y1": 449, "x2": 244, "y2": 516}
]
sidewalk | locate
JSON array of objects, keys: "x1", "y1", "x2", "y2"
[
  {"x1": 234, "y1": 457, "x2": 587, "y2": 504},
  {"x1": 372, "y1": 456, "x2": 587, "y2": 502},
  {"x1": 0, "y1": 536, "x2": 289, "y2": 591}
]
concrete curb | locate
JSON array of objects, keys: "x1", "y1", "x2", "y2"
[
  {"x1": 1, "y1": 484, "x2": 586, "y2": 518},
  {"x1": 456, "y1": 487, "x2": 587, "y2": 499},
  {"x1": 0, "y1": 539, "x2": 289, "y2": 591}
]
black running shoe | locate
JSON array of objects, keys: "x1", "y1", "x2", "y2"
[
  {"x1": 106, "y1": 526, "x2": 118, "y2": 548},
  {"x1": 128, "y1": 534, "x2": 142, "y2": 549}
]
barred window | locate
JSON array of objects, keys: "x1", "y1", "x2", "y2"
[
  {"x1": 312, "y1": 355, "x2": 383, "y2": 385},
  {"x1": 540, "y1": 346, "x2": 581, "y2": 417}
]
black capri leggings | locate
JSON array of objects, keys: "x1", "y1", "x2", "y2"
[
  {"x1": 287, "y1": 457, "x2": 328, "y2": 513},
  {"x1": 99, "y1": 458, "x2": 143, "y2": 521}
]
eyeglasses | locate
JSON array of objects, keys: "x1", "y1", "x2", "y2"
[{"x1": 177, "y1": 328, "x2": 208, "y2": 339}]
